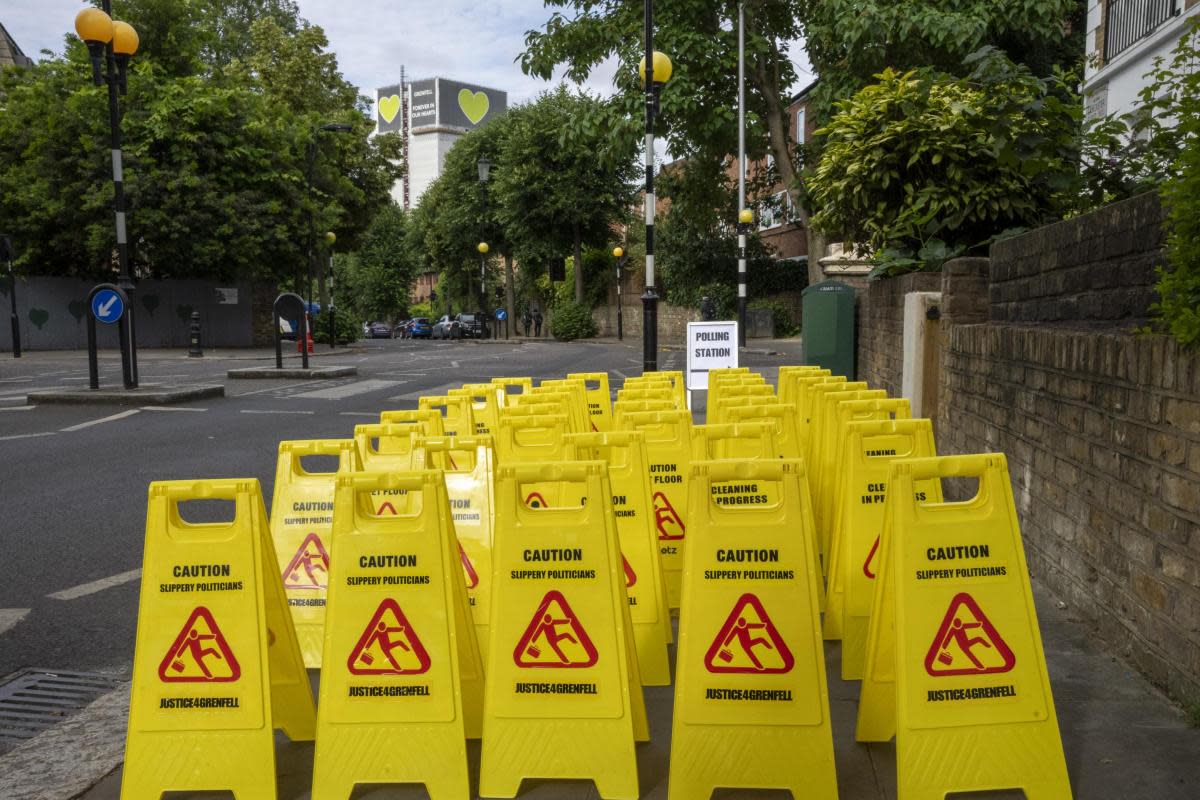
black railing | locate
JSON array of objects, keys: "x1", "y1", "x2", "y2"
[{"x1": 1105, "y1": 0, "x2": 1181, "y2": 61}]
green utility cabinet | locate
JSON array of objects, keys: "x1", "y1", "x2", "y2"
[{"x1": 801, "y1": 280, "x2": 856, "y2": 379}]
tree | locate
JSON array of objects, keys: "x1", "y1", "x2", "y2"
[
  {"x1": 333, "y1": 205, "x2": 419, "y2": 323},
  {"x1": 494, "y1": 87, "x2": 636, "y2": 303},
  {"x1": 807, "y1": 49, "x2": 1081, "y2": 275}
]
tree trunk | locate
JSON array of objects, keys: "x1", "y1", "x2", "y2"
[
  {"x1": 504, "y1": 253, "x2": 516, "y2": 338},
  {"x1": 748, "y1": 9, "x2": 824, "y2": 286},
  {"x1": 573, "y1": 225, "x2": 584, "y2": 303}
]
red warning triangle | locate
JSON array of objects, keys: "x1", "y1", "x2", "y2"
[
  {"x1": 458, "y1": 540, "x2": 479, "y2": 589},
  {"x1": 158, "y1": 607, "x2": 241, "y2": 683},
  {"x1": 704, "y1": 593, "x2": 793, "y2": 674},
  {"x1": 622, "y1": 555, "x2": 637, "y2": 587},
  {"x1": 377, "y1": 500, "x2": 399, "y2": 515},
  {"x1": 513, "y1": 591, "x2": 598, "y2": 668},
  {"x1": 347, "y1": 598, "x2": 432, "y2": 675},
  {"x1": 863, "y1": 536, "x2": 880, "y2": 579},
  {"x1": 525, "y1": 491, "x2": 548, "y2": 509},
  {"x1": 652, "y1": 491, "x2": 685, "y2": 541},
  {"x1": 282, "y1": 533, "x2": 330, "y2": 590},
  {"x1": 924, "y1": 592, "x2": 1016, "y2": 677}
]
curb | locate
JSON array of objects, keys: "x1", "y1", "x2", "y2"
[
  {"x1": 26, "y1": 384, "x2": 225, "y2": 406},
  {"x1": 0, "y1": 682, "x2": 129, "y2": 800},
  {"x1": 227, "y1": 366, "x2": 359, "y2": 380}
]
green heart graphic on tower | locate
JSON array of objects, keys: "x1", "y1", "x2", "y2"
[
  {"x1": 458, "y1": 89, "x2": 489, "y2": 124},
  {"x1": 378, "y1": 94, "x2": 401, "y2": 124}
]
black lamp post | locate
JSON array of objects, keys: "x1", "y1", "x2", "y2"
[
  {"x1": 2, "y1": 235, "x2": 17, "y2": 358},
  {"x1": 477, "y1": 157, "x2": 492, "y2": 337},
  {"x1": 75, "y1": 4, "x2": 140, "y2": 387},
  {"x1": 639, "y1": 10, "x2": 672, "y2": 373},
  {"x1": 613, "y1": 246, "x2": 627, "y2": 341}
]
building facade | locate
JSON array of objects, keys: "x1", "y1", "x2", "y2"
[
  {"x1": 0, "y1": 22, "x2": 34, "y2": 68},
  {"x1": 1084, "y1": 0, "x2": 1200, "y2": 122}
]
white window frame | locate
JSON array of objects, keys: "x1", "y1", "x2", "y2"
[{"x1": 796, "y1": 107, "x2": 807, "y2": 145}]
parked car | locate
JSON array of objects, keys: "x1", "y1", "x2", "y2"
[
  {"x1": 431, "y1": 315, "x2": 461, "y2": 340},
  {"x1": 455, "y1": 312, "x2": 489, "y2": 339},
  {"x1": 365, "y1": 321, "x2": 393, "y2": 339},
  {"x1": 409, "y1": 317, "x2": 433, "y2": 339}
]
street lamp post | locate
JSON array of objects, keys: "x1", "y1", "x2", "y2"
[
  {"x1": 75, "y1": 4, "x2": 140, "y2": 387},
  {"x1": 477, "y1": 157, "x2": 492, "y2": 338},
  {"x1": 2, "y1": 235, "x2": 18, "y2": 358},
  {"x1": 639, "y1": 14, "x2": 672, "y2": 373},
  {"x1": 737, "y1": 208, "x2": 753, "y2": 343},
  {"x1": 305, "y1": 123, "x2": 353, "y2": 341},
  {"x1": 612, "y1": 246, "x2": 626, "y2": 341},
  {"x1": 325, "y1": 230, "x2": 336, "y2": 348}
]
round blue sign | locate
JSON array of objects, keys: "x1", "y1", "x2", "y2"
[
  {"x1": 495, "y1": 309, "x2": 508, "y2": 321},
  {"x1": 91, "y1": 288, "x2": 125, "y2": 325}
]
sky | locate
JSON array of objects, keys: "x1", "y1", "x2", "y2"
[{"x1": 5, "y1": 0, "x2": 812, "y2": 114}]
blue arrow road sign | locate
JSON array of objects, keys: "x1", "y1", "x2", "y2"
[
  {"x1": 91, "y1": 288, "x2": 125, "y2": 325},
  {"x1": 495, "y1": 309, "x2": 508, "y2": 321}
]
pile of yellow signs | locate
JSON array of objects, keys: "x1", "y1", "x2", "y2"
[{"x1": 122, "y1": 366, "x2": 1071, "y2": 799}]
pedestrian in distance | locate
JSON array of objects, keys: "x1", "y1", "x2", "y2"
[
  {"x1": 522, "y1": 308, "x2": 532, "y2": 337},
  {"x1": 533, "y1": 308, "x2": 543, "y2": 338},
  {"x1": 700, "y1": 295, "x2": 716, "y2": 322}
]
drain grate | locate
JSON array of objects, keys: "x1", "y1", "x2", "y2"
[{"x1": 0, "y1": 668, "x2": 122, "y2": 754}]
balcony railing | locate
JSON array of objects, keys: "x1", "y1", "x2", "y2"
[{"x1": 1105, "y1": 0, "x2": 1181, "y2": 62}]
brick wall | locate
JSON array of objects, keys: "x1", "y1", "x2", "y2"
[
  {"x1": 592, "y1": 297, "x2": 698, "y2": 342},
  {"x1": 856, "y1": 271, "x2": 941, "y2": 393},
  {"x1": 989, "y1": 191, "x2": 1163, "y2": 327}
]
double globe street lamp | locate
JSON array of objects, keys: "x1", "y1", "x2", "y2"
[{"x1": 75, "y1": 4, "x2": 141, "y2": 388}]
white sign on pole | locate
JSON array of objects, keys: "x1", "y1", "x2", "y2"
[{"x1": 686, "y1": 321, "x2": 739, "y2": 391}]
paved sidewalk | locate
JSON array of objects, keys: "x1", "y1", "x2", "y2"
[{"x1": 58, "y1": 578, "x2": 1199, "y2": 800}]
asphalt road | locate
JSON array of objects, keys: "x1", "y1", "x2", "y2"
[{"x1": 0, "y1": 338, "x2": 786, "y2": 678}]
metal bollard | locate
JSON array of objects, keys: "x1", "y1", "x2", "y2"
[{"x1": 188, "y1": 311, "x2": 203, "y2": 357}]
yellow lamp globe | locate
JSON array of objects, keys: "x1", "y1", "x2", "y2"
[
  {"x1": 112, "y1": 20, "x2": 139, "y2": 56},
  {"x1": 738, "y1": 208, "x2": 754, "y2": 225},
  {"x1": 612, "y1": 246, "x2": 624, "y2": 259},
  {"x1": 325, "y1": 231, "x2": 337, "y2": 245},
  {"x1": 638, "y1": 51, "x2": 673, "y2": 86},
  {"x1": 74, "y1": 7, "x2": 114, "y2": 45},
  {"x1": 477, "y1": 242, "x2": 489, "y2": 255}
]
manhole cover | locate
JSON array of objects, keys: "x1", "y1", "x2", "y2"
[{"x1": 0, "y1": 669, "x2": 122, "y2": 754}]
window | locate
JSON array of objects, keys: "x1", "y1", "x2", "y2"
[
  {"x1": 758, "y1": 191, "x2": 790, "y2": 230},
  {"x1": 1105, "y1": 0, "x2": 1181, "y2": 61},
  {"x1": 796, "y1": 107, "x2": 807, "y2": 145}
]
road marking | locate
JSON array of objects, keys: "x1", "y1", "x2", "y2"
[
  {"x1": 60, "y1": 409, "x2": 141, "y2": 432},
  {"x1": 451, "y1": 360, "x2": 460, "y2": 368},
  {"x1": 0, "y1": 431, "x2": 57, "y2": 441},
  {"x1": 0, "y1": 405, "x2": 34, "y2": 412},
  {"x1": 232, "y1": 378, "x2": 333, "y2": 397},
  {"x1": 294, "y1": 379, "x2": 400, "y2": 400},
  {"x1": 0, "y1": 377, "x2": 33, "y2": 383},
  {"x1": 48, "y1": 568, "x2": 142, "y2": 601},
  {"x1": 240, "y1": 409, "x2": 315, "y2": 415},
  {"x1": 141, "y1": 406, "x2": 208, "y2": 412},
  {"x1": 0, "y1": 608, "x2": 31, "y2": 634},
  {"x1": 389, "y1": 383, "x2": 457, "y2": 401},
  {"x1": 339, "y1": 411, "x2": 379, "y2": 418}
]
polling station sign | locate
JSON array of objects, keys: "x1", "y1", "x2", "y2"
[{"x1": 686, "y1": 322, "x2": 739, "y2": 391}]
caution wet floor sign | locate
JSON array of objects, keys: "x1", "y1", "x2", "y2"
[
  {"x1": 668, "y1": 459, "x2": 836, "y2": 799},
  {"x1": 480, "y1": 461, "x2": 646, "y2": 800},
  {"x1": 859, "y1": 454, "x2": 1072, "y2": 799},
  {"x1": 311, "y1": 470, "x2": 481, "y2": 799},
  {"x1": 268, "y1": 439, "x2": 358, "y2": 668},
  {"x1": 123, "y1": 479, "x2": 315, "y2": 800}
]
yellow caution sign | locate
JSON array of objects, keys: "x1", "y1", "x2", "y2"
[
  {"x1": 310, "y1": 470, "x2": 480, "y2": 798},
  {"x1": 269, "y1": 439, "x2": 358, "y2": 668},
  {"x1": 412, "y1": 435, "x2": 497, "y2": 660},
  {"x1": 777, "y1": 366, "x2": 830, "y2": 407},
  {"x1": 379, "y1": 407, "x2": 445, "y2": 434},
  {"x1": 123, "y1": 479, "x2": 315, "y2": 800},
  {"x1": 533, "y1": 383, "x2": 592, "y2": 432},
  {"x1": 816, "y1": 398, "x2": 913, "y2": 567},
  {"x1": 690, "y1": 421, "x2": 779, "y2": 461},
  {"x1": 616, "y1": 386, "x2": 676, "y2": 407},
  {"x1": 480, "y1": 462, "x2": 646, "y2": 800},
  {"x1": 723, "y1": 403, "x2": 802, "y2": 460},
  {"x1": 491, "y1": 376, "x2": 534, "y2": 399},
  {"x1": 419, "y1": 393, "x2": 475, "y2": 438},
  {"x1": 792, "y1": 375, "x2": 848, "y2": 448},
  {"x1": 820, "y1": 420, "x2": 937, "y2": 682},
  {"x1": 669, "y1": 460, "x2": 836, "y2": 799},
  {"x1": 858, "y1": 455, "x2": 1073, "y2": 800},
  {"x1": 613, "y1": 398, "x2": 675, "y2": 429},
  {"x1": 707, "y1": 384, "x2": 777, "y2": 425},
  {"x1": 620, "y1": 409, "x2": 692, "y2": 609},
  {"x1": 567, "y1": 431, "x2": 672, "y2": 685},
  {"x1": 352, "y1": 423, "x2": 428, "y2": 514},
  {"x1": 450, "y1": 383, "x2": 501, "y2": 436},
  {"x1": 515, "y1": 390, "x2": 589, "y2": 433},
  {"x1": 801, "y1": 380, "x2": 866, "y2": 460},
  {"x1": 494, "y1": 411, "x2": 571, "y2": 463},
  {"x1": 808, "y1": 388, "x2": 889, "y2": 537},
  {"x1": 567, "y1": 371, "x2": 615, "y2": 431}
]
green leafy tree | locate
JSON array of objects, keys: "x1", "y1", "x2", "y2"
[
  {"x1": 494, "y1": 87, "x2": 636, "y2": 303},
  {"x1": 808, "y1": 49, "x2": 1080, "y2": 276},
  {"x1": 333, "y1": 205, "x2": 419, "y2": 324}
]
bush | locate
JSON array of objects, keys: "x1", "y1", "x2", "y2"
[
  {"x1": 550, "y1": 300, "x2": 597, "y2": 341},
  {"x1": 749, "y1": 299, "x2": 801, "y2": 337},
  {"x1": 311, "y1": 309, "x2": 361, "y2": 345}
]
